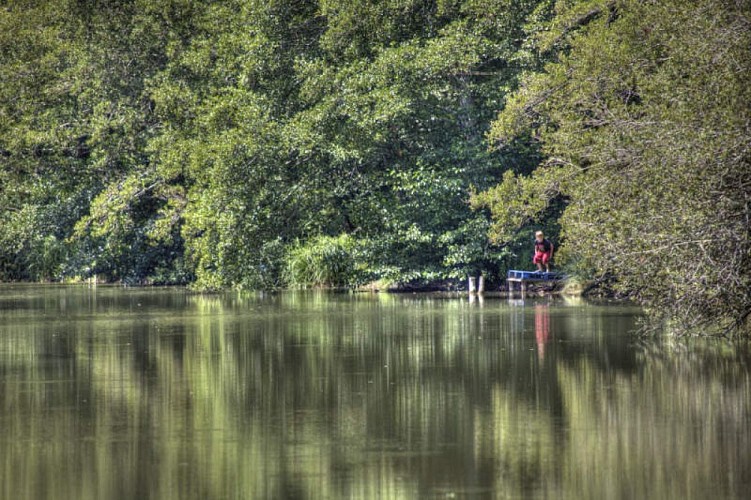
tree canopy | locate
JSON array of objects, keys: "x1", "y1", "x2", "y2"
[
  {"x1": 473, "y1": 0, "x2": 751, "y2": 334},
  {"x1": 1, "y1": 0, "x2": 542, "y2": 289}
]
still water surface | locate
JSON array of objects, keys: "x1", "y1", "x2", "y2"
[{"x1": 0, "y1": 286, "x2": 749, "y2": 499}]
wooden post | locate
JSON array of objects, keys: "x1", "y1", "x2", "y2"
[
  {"x1": 477, "y1": 275, "x2": 485, "y2": 294},
  {"x1": 520, "y1": 281, "x2": 527, "y2": 295},
  {"x1": 468, "y1": 276, "x2": 477, "y2": 294}
]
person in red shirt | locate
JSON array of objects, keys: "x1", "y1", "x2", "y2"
[{"x1": 533, "y1": 231, "x2": 554, "y2": 273}]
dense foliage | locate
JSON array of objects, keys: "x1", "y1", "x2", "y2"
[
  {"x1": 1, "y1": 0, "x2": 545, "y2": 289},
  {"x1": 1, "y1": 0, "x2": 749, "y2": 333},
  {"x1": 473, "y1": 0, "x2": 751, "y2": 334}
]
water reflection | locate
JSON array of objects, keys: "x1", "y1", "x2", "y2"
[
  {"x1": 0, "y1": 286, "x2": 749, "y2": 499},
  {"x1": 535, "y1": 304, "x2": 550, "y2": 361}
]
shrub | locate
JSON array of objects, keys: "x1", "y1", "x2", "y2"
[{"x1": 282, "y1": 234, "x2": 366, "y2": 288}]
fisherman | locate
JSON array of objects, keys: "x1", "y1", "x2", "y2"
[{"x1": 533, "y1": 231, "x2": 554, "y2": 273}]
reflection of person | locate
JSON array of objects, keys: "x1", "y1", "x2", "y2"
[
  {"x1": 533, "y1": 231, "x2": 554, "y2": 273},
  {"x1": 535, "y1": 304, "x2": 550, "y2": 361}
]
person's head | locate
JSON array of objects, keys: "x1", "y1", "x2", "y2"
[{"x1": 535, "y1": 231, "x2": 544, "y2": 241}]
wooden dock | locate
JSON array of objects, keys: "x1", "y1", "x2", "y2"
[{"x1": 506, "y1": 270, "x2": 565, "y2": 294}]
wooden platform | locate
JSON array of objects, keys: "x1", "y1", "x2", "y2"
[{"x1": 506, "y1": 270, "x2": 565, "y2": 293}]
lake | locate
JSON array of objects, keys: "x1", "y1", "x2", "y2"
[{"x1": 0, "y1": 285, "x2": 749, "y2": 499}]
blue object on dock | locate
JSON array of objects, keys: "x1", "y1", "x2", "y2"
[
  {"x1": 506, "y1": 270, "x2": 564, "y2": 294},
  {"x1": 507, "y1": 270, "x2": 564, "y2": 281}
]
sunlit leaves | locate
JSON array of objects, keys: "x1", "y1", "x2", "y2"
[
  {"x1": 478, "y1": 0, "x2": 751, "y2": 333},
  {"x1": 1, "y1": 0, "x2": 543, "y2": 288}
]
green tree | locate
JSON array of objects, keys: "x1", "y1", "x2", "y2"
[
  {"x1": 1, "y1": 0, "x2": 552, "y2": 290},
  {"x1": 0, "y1": 0, "x2": 198, "y2": 283},
  {"x1": 474, "y1": 0, "x2": 751, "y2": 334},
  {"x1": 145, "y1": 0, "x2": 543, "y2": 288}
]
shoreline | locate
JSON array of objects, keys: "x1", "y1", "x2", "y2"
[{"x1": 0, "y1": 280, "x2": 595, "y2": 300}]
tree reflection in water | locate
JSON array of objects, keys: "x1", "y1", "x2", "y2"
[{"x1": 0, "y1": 286, "x2": 749, "y2": 499}]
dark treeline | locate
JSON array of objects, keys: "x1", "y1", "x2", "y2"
[{"x1": 1, "y1": 0, "x2": 749, "y2": 335}]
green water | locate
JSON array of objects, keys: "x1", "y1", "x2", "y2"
[{"x1": 0, "y1": 286, "x2": 749, "y2": 499}]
